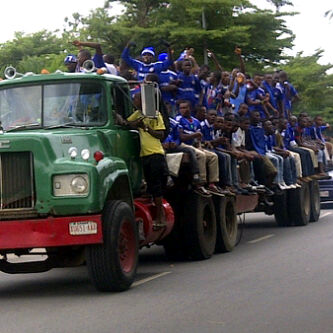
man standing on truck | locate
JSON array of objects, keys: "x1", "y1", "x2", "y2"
[
  {"x1": 122, "y1": 41, "x2": 173, "y2": 81},
  {"x1": 71, "y1": 40, "x2": 106, "y2": 72},
  {"x1": 126, "y1": 92, "x2": 168, "y2": 229}
]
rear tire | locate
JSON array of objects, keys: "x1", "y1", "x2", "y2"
[
  {"x1": 273, "y1": 190, "x2": 291, "y2": 227},
  {"x1": 309, "y1": 180, "x2": 321, "y2": 222},
  {"x1": 214, "y1": 196, "x2": 237, "y2": 253},
  {"x1": 86, "y1": 201, "x2": 138, "y2": 292},
  {"x1": 287, "y1": 182, "x2": 311, "y2": 226},
  {"x1": 184, "y1": 192, "x2": 216, "y2": 260}
]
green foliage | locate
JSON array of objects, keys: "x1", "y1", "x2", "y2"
[
  {"x1": 265, "y1": 0, "x2": 293, "y2": 12},
  {"x1": 0, "y1": 1, "x2": 295, "y2": 73},
  {"x1": 0, "y1": 31, "x2": 67, "y2": 76},
  {"x1": 85, "y1": 0, "x2": 295, "y2": 70},
  {"x1": 280, "y1": 50, "x2": 333, "y2": 123}
]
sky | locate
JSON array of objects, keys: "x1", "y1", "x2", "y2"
[{"x1": 0, "y1": 0, "x2": 331, "y2": 66}]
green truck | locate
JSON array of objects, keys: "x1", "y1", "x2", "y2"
[{"x1": 0, "y1": 67, "x2": 320, "y2": 292}]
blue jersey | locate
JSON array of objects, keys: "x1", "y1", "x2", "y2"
[
  {"x1": 265, "y1": 134, "x2": 276, "y2": 152},
  {"x1": 249, "y1": 124, "x2": 266, "y2": 155},
  {"x1": 204, "y1": 84, "x2": 223, "y2": 111},
  {"x1": 121, "y1": 47, "x2": 173, "y2": 81},
  {"x1": 304, "y1": 126, "x2": 313, "y2": 140},
  {"x1": 276, "y1": 82, "x2": 298, "y2": 117},
  {"x1": 280, "y1": 129, "x2": 292, "y2": 149},
  {"x1": 246, "y1": 87, "x2": 266, "y2": 118},
  {"x1": 164, "y1": 117, "x2": 181, "y2": 145},
  {"x1": 200, "y1": 119, "x2": 214, "y2": 141},
  {"x1": 313, "y1": 125, "x2": 327, "y2": 143},
  {"x1": 262, "y1": 80, "x2": 281, "y2": 110},
  {"x1": 178, "y1": 116, "x2": 201, "y2": 145},
  {"x1": 176, "y1": 73, "x2": 202, "y2": 107},
  {"x1": 230, "y1": 82, "x2": 247, "y2": 112},
  {"x1": 158, "y1": 70, "x2": 177, "y2": 105}
]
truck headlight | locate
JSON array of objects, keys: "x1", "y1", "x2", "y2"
[
  {"x1": 53, "y1": 174, "x2": 89, "y2": 196},
  {"x1": 71, "y1": 176, "x2": 88, "y2": 193}
]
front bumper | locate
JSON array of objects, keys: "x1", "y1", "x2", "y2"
[{"x1": 0, "y1": 214, "x2": 103, "y2": 250}]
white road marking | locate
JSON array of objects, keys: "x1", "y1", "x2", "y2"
[
  {"x1": 320, "y1": 212, "x2": 332, "y2": 219},
  {"x1": 248, "y1": 234, "x2": 275, "y2": 244},
  {"x1": 133, "y1": 271, "x2": 171, "y2": 287}
]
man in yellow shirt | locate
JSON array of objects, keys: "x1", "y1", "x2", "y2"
[{"x1": 127, "y1": 93, "x2": 168, "y2": 229}]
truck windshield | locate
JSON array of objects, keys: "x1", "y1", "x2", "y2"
[{"x1": 0, "y1": 82, "x2": 106, "y2": 131}]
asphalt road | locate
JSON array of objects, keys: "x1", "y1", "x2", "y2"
[{"x1": 0, "y1": 210, "x2": 332, "y2": 333}]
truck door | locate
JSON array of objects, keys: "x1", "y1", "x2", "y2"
[{"x1": 111, "y1": 84, "x2": 142, "y2": 193}]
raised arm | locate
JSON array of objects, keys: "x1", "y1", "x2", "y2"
[
  {"x1": 72, "y1": 40, "x2": 103, "y2": 54},
  {"x1": 207, "y1": 49, "x2": 223, "y2": 72},
  {"x1": 121, "y1": 41, "x2": 141, "y2": 71},
  {"x1": 235, "y1": 47, "x2": 245, "y2": 74}
]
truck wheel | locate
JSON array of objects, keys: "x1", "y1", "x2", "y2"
[
  {"x1": 86, "y1": 201, "x2": 138, "y2": 292},
  {"x1": 287, "y1": 182, "x2": 311, "y2": 226},
  {"x1": 309, "y1": 180, "x2": 321, "y2": 222},
  {"x1": 163, "y1": 231, "x2": 187, "y2": 261},
  {"x1": 214, "y1": 196, "x2": 237, "y2": 253},
  {"x1": 184, "y1": 192, "x2": 216, "y2": 260},
  {"x1": 162, "y1": 201, "x2": 187, "y2": 260},
  {"x1": 273, "y1": 190, "x2": 291, "y2": 227}
]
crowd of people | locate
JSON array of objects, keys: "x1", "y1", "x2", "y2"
[{"x1": 64, "y1": 40, "x2": 332, "y2": 228}]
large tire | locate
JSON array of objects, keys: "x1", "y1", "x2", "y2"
[
  {"x1": 183, "y1": 192, "x2": 216, "y2": 260},
  {"x1": 162, "y1": 201, "x2": 187, "y2": 261},
  {"x1": 309, "y1": 180, "x2": 321, "y2": 222},
  {"x1": 214, "y1": 196, "x2": 237, "y2": 253},
  {"x1": 162, "y1": 229, "x2": 187, "y2": 261},
  {"x1": 287, "y1": 182, "x2": 311, "y2": 226},
  {"x1": 273, "y1": 190, "x2": 291, "y2": 227},
  {"x1": 86, "y1": 201, "x2": 138, "y2": 292}
]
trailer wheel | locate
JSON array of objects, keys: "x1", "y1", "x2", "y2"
[
  {"x1": 214, "y1": 196, "x2": 237, "y2": 253},
  {"x1": 162, "y1": 201, "x2": 187, "y2": 260},
  {"x1": 309, "y1": 180, "x2": 321, "y2": 222},
  {"x1": 287, "y1": 182, "x2": 311, "y2": 226},
  {"x1": 273, "y1": 190, "x2": 291, "y2": 227},
  {"x1": 86, "y1": 200, "x2": 138, "y2": 292},
  {"x1": 163, "y1": 231, "x2": 187, "y2": 261},
  {"x1": 184, "y1": 192, "x2": 216, "y2": 260}
]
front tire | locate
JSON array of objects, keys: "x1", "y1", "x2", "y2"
[{"x1": 86, "y1": 201, "x2": 138, "y2": 292}]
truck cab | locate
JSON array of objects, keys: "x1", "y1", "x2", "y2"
[{"x1": 0, "y1": 71, "x2": 145, "y2": 290}]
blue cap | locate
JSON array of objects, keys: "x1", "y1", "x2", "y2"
[
  {"x1": 158, "y1": 53, "x2": 168, "y2": 61},
  {"x1": 64, "y1": 54, "x2": 78, "y2": 64},
  {"x1": 141, "y1": 47, "x2": 155, "y2": 57}
]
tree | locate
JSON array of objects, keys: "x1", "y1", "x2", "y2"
[
  {"x1": 280, "y1": 50, "x2": 333, "y2": 123},
  {"x1": 82, "y1": 0, "x2": 295, "y2": 71},
  {"x1": 0, "y1": 31, "x2": 66, "y2": 75},
  {"x1": 265, "y1": 0, "x2": 293, "y2": 12}
]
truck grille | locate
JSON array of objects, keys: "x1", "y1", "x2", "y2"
[{"x1": 0, "y1": 152, "x2": 35, "y2": 210}]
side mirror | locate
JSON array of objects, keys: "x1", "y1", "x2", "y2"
[{"x1": 140, "y1": 82, "x2": 160, "y2": 118}]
